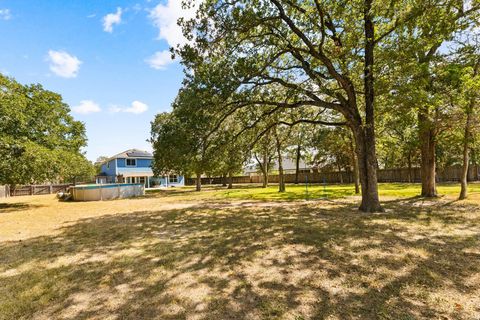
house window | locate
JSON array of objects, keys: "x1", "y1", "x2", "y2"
[
  {"x1": 126, "y1": 159, "x2": 136, "y2": 167},
  {"x1": 169, "y1": 175, "x2": 178, "y2": 183},
  {"x1": 106, "y1": 162, "x2": 110, "y2": 169}
]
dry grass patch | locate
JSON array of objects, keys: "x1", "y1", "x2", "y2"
[
  {"x1": 0, "y1": 193, "x2": 479, "y2": 319},
  {"x1": 0, "y1": 194, "x2": 199, "y2": 242}
]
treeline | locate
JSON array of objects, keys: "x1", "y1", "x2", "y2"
[
  {"x1": 150, "y1": 0, "x2": 480, "y2": 212},
  {"x1": 0, "y1": 74, "x2": 95, "y2": 187}
]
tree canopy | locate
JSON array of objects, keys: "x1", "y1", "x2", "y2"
[
  {"x1": 150, "y1": 0, "x2": 480, "y2": 211},
  {"x1": 0, "y1": 74, "x2": 94, "y2": 186}
]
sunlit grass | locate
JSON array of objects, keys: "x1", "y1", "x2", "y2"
[
  {"x1": 147, "y1": 182, "x2": 480, "y2": 202},
  {"x1": 1, "y1": 192, "x2": 479, "y2": 319}
]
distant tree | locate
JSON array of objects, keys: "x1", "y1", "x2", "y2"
[
  {"x1": 311, "y1": 127, "x2": 358, "y2": 189},
  {"x1": 376, "y1": 105, "x2": 420, "y2": 180},
  {"x1": 179, "y1": 0, "x2": 418, "y2": 211},
  {"x1": 61, "y1": 153, "x2": 96, "y2": 184},
  {"x1": 282, "y1": 111, "x2": 316, "y2": 185},
  {"x1": 215, "y1": 120, "x2": 250, "y2": 189},
  {"x1": 458, "y1": 61, "x2": 480, "y2": 199},
  {"x1": 171, "y1": 0, "x2": 479, "y2": 209},
  {"x1": 94, "y1": 156, "x2": 110, "y2": 174},
  {"x1": 442, "y1": 41, "x2": 480, "y2": 199},
  {"x1": 0, "y1": 74, "x2": 93, "y2": 187},
  {"x1": 151, "y1": 80, "x2": 224, "y2": 191},
  {"x1": 251, "y1": 126, "x2": 276, "y2": 188},
  {"x1": 382, "y1": 2, "x2": 480, "y2": 197},
  {"x1": 150, "y1": 112, "x2": 201, "y2": 188},
  {"x1": 273, "y1": 124, "x2": 293, "y2": 193}
]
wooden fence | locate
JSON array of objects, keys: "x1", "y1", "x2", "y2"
[
  {"x1": 185, "y1": 165, "x2": 480, "y2": 186},
  {"x1": 9, "y1": 184, "x2": 72, "y2": 197},
  {"x1": 0, "y1": 185, "x2": 9, "y2": 198}
]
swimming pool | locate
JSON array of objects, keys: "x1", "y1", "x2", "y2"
[{"x1": 70, "y1": 183, "x2": 144, "y2": 201}]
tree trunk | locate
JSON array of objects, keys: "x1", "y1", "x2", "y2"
[
  {"x1": 407, "y1": 152, "x2": 413, "y2": 183},
  {"x1": 349, "y1": 137, "x2": 360, "y2": 194},
  {"x1": 254, "y1": 153, "x2": 268, "y2": 188},
  {"x1": 262, "y1": 151, "x2": 269, "y2": 188},
  {"x1": 277, "y1": 154, "x2": 285, "y2": 192},
  {"x1": 196, "y1": 173, "x2": 202, "y2": 192},
  {"x1": 337, "y1": 163, "x2": 343, "y2": 184},
  {"x1": 222, "y1": 174, "x2": 227, "y2": 187},
  {"x1": 355, "y1": 0, "x2": 383, "y2": 212},
  {"x1": 472, "y1": 149, "x2": 477, "y2": 172},
  {"x1": 295, "y1": 144, "x2": 301, "y2": 184},
  {"x1": 354, "y1": 127, "x2": 383, "y2": 212},
  {"x1": 459, "y1": 63, "x2": 479, "y2": 199},
  {"x1": 459, "y1": 103, "x2": 474, "y2": 200},
  {"x1": 274, "y1": 129, "x2": 286, "y2": 193},
  {"x1": 228, "y1": 170, "x2": 233, "y2": 189},
  {"x1": 419, "y1": 107, "x2": 437, "y2": 197}
]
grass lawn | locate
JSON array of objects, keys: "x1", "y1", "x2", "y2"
[
  {"x1": 1, "y1": 183, "x2": 479, "y2": 319},
  {"x1": 147, "y1": 182, "x2": 480, "y2": 201}
]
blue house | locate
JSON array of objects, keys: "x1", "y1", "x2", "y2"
[{"x1": 96, "y1": 149, "x2": 185, "y2": 188}]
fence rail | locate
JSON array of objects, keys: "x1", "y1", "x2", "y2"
[
  {"x1": 9, "y1": 184, "x2": 72, "y2": 197},
  {"x1": 0, "y1": 185, "x2": 9, "y2": 198},
  {"x1": 185, "y1": 165, "x2": 480, "y2": 186}
]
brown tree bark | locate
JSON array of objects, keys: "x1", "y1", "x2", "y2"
[
  {"x1": 228, "y1": 170, "x2": 233, "y2": 189},
  {"x1": 269, "y1": 0, "x2": 382, "y2": 211},
  {"x1": 295, "y1": 144, "x2": 301, "y2": 184},
  {"x1": 337, "y1": 162, "x2": 344, "y2": 184},
  {"x1": 354, "y1": 0, "x2": 383, "y2": 212},
  {"x1": 254, "y1": 152, "x2": 269, "y2": 188},
  {"x1": 262, "y1": 152, "x2": 269, "y2": 188},
  {"x1": 407, "y1": 152, "x2": 413, "y2": 183},
  {"x1": 274, "y1": 128, "x2": 286, "y2": 193},
  {"x1": 349, "y1": 137, "x2": 360, "y2": 194},
  {"x1": 415, "y1": 42, "x2": 442, "y2": 197},
  {"x1": 222, "y1": 174, "x2": 227, "y2": 187},
  {"x1": 459, "y1": 111, "x2": 471, "y2": 200},
  {"x1": 195, "y1": 172, "x2": 202, "y2": 192},
  {"x1": 354, "y1": 126, "x2": 383, "y2": 212},
  {"x1": 418, "y1": 107, "x2": 437, "y2": 197},
  {"x1": 459, "y1": 62, "x2": 479, "y2": 200}
]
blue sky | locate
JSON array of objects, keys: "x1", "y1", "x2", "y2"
[{"x1": 0, "y1": 0, "x2": 195, "y2": 161}]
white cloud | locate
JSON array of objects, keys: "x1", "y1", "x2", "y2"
[
  {"x1": 109, "y1": 106, "x2": 122, "y2": 113},
  {"x1": 132, "y1": 3, "x2": 142, "y2": 12},
  {"x1": 47, "y1": 50, "x2": 82, "y2": 78},
  {"x1": 148, "y1": 0, "x2": 201, "y2": 48},
  {"x1": 127, "y1": 101, "x2": 149, "y2": 114},
  {"x1": 73, "y1": 100, "x2": 101, "y2": 114},
  {"x1": 103, "y1": 7, "x2": 122, "y2": 33},
  {"x1": 110, "y1": 101, "x2": 148, "y2": 114},
  {"x1": 0, "y1": 9, "x2": 11, "y2": 20},
  {"x1": 145, "y1": 50, "x2": 175, "y2": 70}
]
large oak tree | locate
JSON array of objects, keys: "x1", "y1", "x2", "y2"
[{"x1": 0, "y1": 74, "x2": 94, "y2": 186}]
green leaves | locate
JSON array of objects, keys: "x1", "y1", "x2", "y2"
[
  {"x1": 171, "y1": 0, "x2": 479, "y2": 195},
  {"x1": 0, "y1": 74, "x2": 94, "y2": 185}
]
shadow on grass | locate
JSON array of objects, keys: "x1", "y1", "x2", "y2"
[
  {"x1": 146, "y1": 184, "x2": 358, "y2": 202},
  {"x1": 0, "y1": 200, "x2": 479, "y2": 319},
  {"x1": 0, "y1": 202, "x2": 44, "y2": 213}
]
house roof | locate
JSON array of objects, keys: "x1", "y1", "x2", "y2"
[{"x1": 106, "y1": 149, "x2": 153, "y2": 162}]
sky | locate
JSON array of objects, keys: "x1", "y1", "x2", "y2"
[{"x1": 0, "y1": 0, "x2": 197, "y2": 161}]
